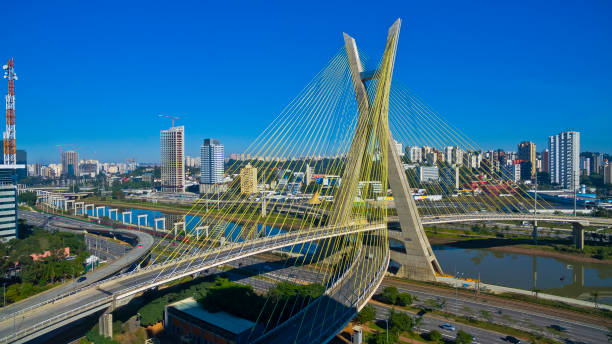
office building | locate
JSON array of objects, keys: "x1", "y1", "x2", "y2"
[
  {"x1": 406, "y1": 146, "x2": 422, "y2": 163},
  {"x1": 164, "y1": 297, "x2": 261, "y2": 344},
  {"x1": 580, "y1": 157, "x2": 591, "y2": 176},
  {"x1": 15, "y1": 150, "x2": 26, "y2": 180},
  {"x1": 0, "y1": 168, "x2": 17, "y2": 241},
  {"x1": 585, "y1": 152, "x2": 604, "y2": 175},
  {"x1": 240, "y1": 163, "x2": 258, "y2": 195},
  {"x1": 393, "y1": 140, "x2": 404, "y2": 157},
  {"x1": 160, "y1": 126, "x2": 185, "y2": 192},
  {"x1": 61, "y1": 150, "x2": 79, "y2": 176},
  {"x1": 548, "y1": 131, "x2": 580, "y2": 190},
  {"x1": 441, "y1": 166, "x2": 460, "y2": 190},
  {"x1": 604, "y1": 164, "x2": 612, "y2": 185},
  {"x1": 518, "y1": 141, "x2": 536, "y2": 178},
  {"x1": 503, "y1": 163, "x2": 521, "y2": 183},
  {"x1": 541, "y1": 149, "x2": 550, "y2": 173},
  {"x1": 418, "y1": 166, "x2": 439, "y2": 183},
  {"x1": 305, "y1": 164, "x2": 313, "y2": 186},
  {"x1": 200, "y1": 139, "x2": 224, "y2": 184}
]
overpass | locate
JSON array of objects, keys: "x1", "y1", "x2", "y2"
[{"x1": 0, "y1": 220, "x2": 385, "y2": 343}]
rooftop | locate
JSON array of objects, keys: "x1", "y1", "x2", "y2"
[{"x1": 168, "y1": 297, "x2": 255, "y2": 335}]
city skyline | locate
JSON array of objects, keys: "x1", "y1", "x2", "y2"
[{"x1": 3, "y1": 1, "x2": 611, "y2": 162}]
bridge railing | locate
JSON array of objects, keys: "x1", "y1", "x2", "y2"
[
  {"x1": 0, "y1": 221, "x2": 386, "y2": 340},
  {"x1": 0, "y1": 295, "x2": 114, "y2": 344}
]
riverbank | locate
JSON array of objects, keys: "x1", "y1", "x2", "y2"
[
  {"x1": 85, "y1": 197, "x2": 314, "y2": 230},
  {"x1": 427, "y1": 232, "x2": 612, "y2": 265}
]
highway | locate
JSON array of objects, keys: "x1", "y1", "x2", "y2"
[
  {"x1": 0, "y1": 211, "x2": 154, "y2": 324},
  {"x1": 0, "y1": 218, "x2": 385, "y2": 343},
  {"x1": 377, "y1": 280, "x2": 610, "y2": 344}
]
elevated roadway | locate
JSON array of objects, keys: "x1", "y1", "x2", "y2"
[
  {"x1": 0, "y1": 211, "x2": 154, "y2": 325},
  {"x1": 0, "y1": 221, "x2": 385, "y2": 343}
]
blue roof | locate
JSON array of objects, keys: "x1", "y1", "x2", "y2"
[{"x1": 169, "y1": 297, "x2": 255, "y2": 334}]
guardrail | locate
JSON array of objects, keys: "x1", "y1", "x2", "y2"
[
  {"x1": 0, "y1": 222, "x2": 386, "y2": 342},
  {"x1": 0, "y1": 296, "x2": 113, "y2": 343}
]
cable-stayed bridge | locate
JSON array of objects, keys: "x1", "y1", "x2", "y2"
[{"x1": 5, "y1": 19, "x2": 610, "y2": 343}]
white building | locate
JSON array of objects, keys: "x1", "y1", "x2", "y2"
[
  {"x1": 0, "y1": 168, "x2": 17, "y2": 241},
  {"x1": 406, "y1": 146, "x2": 422, "y2": 163},
  {"x1": 549, "y1": 131, "x2": 580, "y2": 190},
  {"x1": 160, "y1": 126, "x2": 185, "y2": 193},
  {"x1": 201, "y1": 138, "x2": 224, "y2": 184},
  {"x1": 393, "y1": 140, "x2": 404, "y2": 157},
  {"x1": 419, "y1": 166, "x2": 439, "y2": 183}
]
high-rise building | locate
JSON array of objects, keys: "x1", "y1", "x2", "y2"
[
  {"x1": 541, "y1": 149, "x2": 550, "y2": 174},
  {"x1": 406, "y1": 146, "x2": 422, "y2": 163},
  {"x1": 305, "y1": 164, "x2": 313, "y2": 186},
  {"x1": 549, "y1": 131, "x2": 580, "y2": 190},
  {"x1": 61, "y1": 150, "x2": 79, "y2": 176},
  {"x1": 0, "y1": 169, "x2": 17, "y2": 241},
  {"x1": 240, "y1": 163, "x2": 258, "y2": 195},
  {"x1": 15, "y1": 149, "x2": 26, "y2": 180},
  {"x1": 518, "y1": 141, "x2": 536, "y2": 178},
  {"x1": 160, "y1": 126, "x2": 185, "y2": 192},
  {"x1": 580, "y1": 157, "x2": 591, "y2": 176},
  {"x1": 393, "y1": 140, "x2": 404, "y2": 157},
  {"x1": 201, "y1": 139, "x2": 224, "y2": 185},
  {"x1": 585, "y1": 152, "x2": 604, "y2": 175},
  {"x1": 604, "y1": 164, "x2": 612, "y2": 185}
]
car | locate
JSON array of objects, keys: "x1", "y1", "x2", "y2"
[
  {"x1": 439, "y1": 323, "x2": 455, "y2": 331},
  {"x1": 549, "y1": 324, "x2": 567, "y2": 332},
  {"x1": 137, "y1": 244, "x2": 142, "y2": 248},
  {"x1": 504, "y1": 335, "x2": 521, "y2": 343},
  {"x1": 77, "y1": 276, "x2": 87, "y2": 283}
]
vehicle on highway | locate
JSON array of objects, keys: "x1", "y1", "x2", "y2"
[
  {"x1": 138, "y1": 244, "x2": 142, "y2": 248},
  {"x1": 549, "y1": 324, "x2": 567, "y2": 332},
  {"x1": 504, "y1": 335, "x2": 521, "y2": 343},
  {"x1": 439, "y1": 323, "x2": 455, "y2": 331},
  {"x1": 77, "y1": 276, "x2": 87, "y2": 283}
]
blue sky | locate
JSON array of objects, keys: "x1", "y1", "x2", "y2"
[{"x1": 5, "y1": 1, "x2": 611, "y2": 163}]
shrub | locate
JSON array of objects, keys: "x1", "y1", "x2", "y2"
[{"x1": 455, "y1": 330, "x2": 474, "y2": 344}]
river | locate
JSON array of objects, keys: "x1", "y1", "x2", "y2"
[
  {"x1": 433, "y1": 245, "x2": 612, "y2": 305},
  {"x1": 80, "y1": 205, "x2": 612, "y2": 305}
]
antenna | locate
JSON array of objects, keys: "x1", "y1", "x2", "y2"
[{"x1": 3, "y1": 58, "x2": 17, "y2": 165}]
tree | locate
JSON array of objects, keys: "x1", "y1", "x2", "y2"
[
  {"x1": 388, "y1": 308, "x2": 413, "y2": 334},
  {"x1": 355, "y1": 305, "x2": 376, "y2": 324},
  {"x1": 18, "y1": 191, "x2": 37, "y2": 206},
  {"x1": 396, "y1": 292, "x2": 412, "y2": 306},
  {"x1": 455, "y1": 330, "x2": 474, "y2": 344},
  {"x1": 381, "y1": 286, "x2": 399, "y2": 305}
]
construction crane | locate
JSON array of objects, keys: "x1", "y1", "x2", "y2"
[
  {"x1": 158, "y1": 114, "x2": 180, "y2": 127},
  {"x1": 3, "y1": 58, "x2": 17, "y2": 165},
  {"x1": 56, "y1": 144, "x2": 74, "y2": 161}
]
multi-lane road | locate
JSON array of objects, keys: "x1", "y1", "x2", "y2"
[
  {"x1": 373, "y1": 280, "x2": 610, "y2": 344},
  {"x1": 0, "y1": 211, "x2": 154, "y2": 323}
]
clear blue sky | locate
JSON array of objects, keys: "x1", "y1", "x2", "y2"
[{"x1": 5, "y1": 0, "x2": 611, "y2": 163}]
